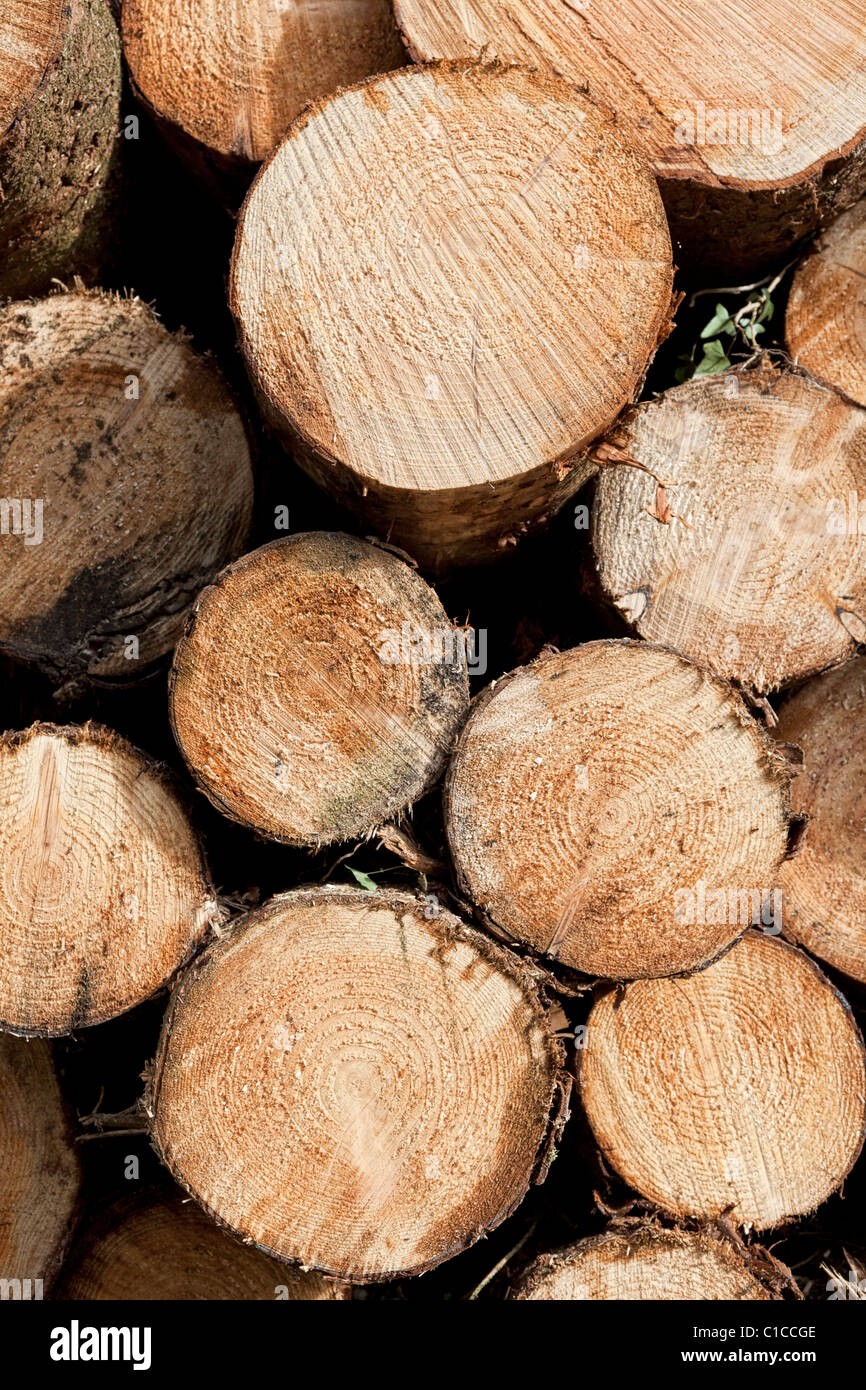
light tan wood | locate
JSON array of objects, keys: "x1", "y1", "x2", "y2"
[
  {"x1": 57, "y1": 1194, "x2": 350, "y2": 1301},
  {"x1": 592, "y1": 365, "x2": 866, "y2": 693},
  {"x1": 445, "y1": 641, "x2": 792, "y2": 979},
  {"x1": 170, "y1": 533, "x2": 470, "y2": 846},
  {"x1": 0, "y1": 0, "x2": 121, "y2": 298},
  {"x1": 149, "y1": 887, "x2": 568, "y2": 1281},
  {"x1": 513, "y1": 1228, "x2": 773, "y2": 1300},
  {"x1": 0, "y1": 291, "x2": 253, "y2": 697},
  {"x1": 787, "y1": 196, "x2": 866, "y2": 407},
  {"x1": 0, "y1": 723, "x2": 218, "y2": 1037},
  {"x1": 0, "y1": 1034, "x2": 80, "y2": 1291},
  {"x1": 231, "y1": 61, "x2": 673, "y2": 571},
  {"x1": 395, "y1": 0, "x2": 866, "y2": 276},
  {"x1": 581, "y1": 932, "x2": 866, "y2": 1229},
  {"x1": 775, "y1": 656, "x2": 866, "y2": 984},
  {"x1": 0, "y1": 0, "x2": 62, "y2": 136},
  {"x1": 122, "y1": 0, "x2": 405, "y2": 171}
]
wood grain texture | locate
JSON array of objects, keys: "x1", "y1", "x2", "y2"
[
  {"x1": 512, "y1": 1227, "x2": 773, "y2": 1300},
  {"x1": 0, "y1": 0, "x2": 121, "y2": 298},
  {"x1": 122, "y1": 0, "x2": 405, "y2": 193},
  {"x1": 445, "y1": 641, "x2": 792, "y2": 979},
  {"x1": 56, "y1": 1193, "x2": 350, "y2": 1301},
  {"x1": 775, "y1": 656, "x2": 866, "y2": 984},
  {"x1": 0, "y1": 0, "x2": 63, "y2": 136},
  {"x1": 581, "y1": 932, "x2": 866, "y2": 1229},
  {"x1": 787, "y1": 196, "x2": 866, "y2": 407},
  {"x1": 149, "y1": 887, "x2": 568, "y2": 1282},
  {"x1": 170, "y1": 533, "x2": 470, "y2": 846},
  {"x1": 0, "y1": 291, "x2": 254, "y2": 698},
  {"x1": 395, "y1": 0, "x2": 866, "y2": 277},
  {"x1": 592, "y1": 365, "x2": 866, "y2": 693},
  {"x1": 0, "y1": 723, "x2": 218, "y2": 1037},
  {"x1": 0, "y1": 1034, "x2": 81, "y2": 1290},
  {"x1": 231, "y1": 61, "x2": 673, "y2": 571}
]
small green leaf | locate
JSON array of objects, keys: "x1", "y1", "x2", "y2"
[
  {"x1": 757, "y1": 294, "x2": 774, "y2": 324},
  {"x1": 743, "y1": 322, "x2": 766, "y2": 344},
  {"x1": 693, "y1": 340, "x2": 732, "y2": 376},
  {"x1": 700, "y1": 303, "x2": 735, "y2": 338},
  {"x1": 704, "y1": 338, "x2": 729, "y2": 359},
  {"x1": 348, "y1": 867, "x2": 378, "y2": 892}
]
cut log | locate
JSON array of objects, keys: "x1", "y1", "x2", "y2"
[
  {"x1": 0, "y1": 723, "x2": 218, "y2": 1037},
  {"x1": 580, "y1": 932, "x2": 866, "y2": 1229},
  {"x1": 787, "y1": 196, "x2": 866, "y2": 407},
  {"x1": 148, "y1": 886, "x2": 568, "y2": 1281},
  {"x1": 394, "y1": 0, "x2": 866, "y2": 279},
  {"x1": 0, "y1": 290, "x2": 253, "y2": 698},
  {"x1": 0, "y1": 1033, "x2": 81, "y2": 1291},
  {"x1": 512, "y1": 1227, "x2": 773, "y2": 1300},
  {"x1": 56, "y1": 1193, "x2": 349, "y2": 1301},
  {"x1": 230, "y1": 61, "x2": 674, "y2": 572},
  {"x1": 775, "y1": 656, "x2": 866, "y2": 985},
  {"x1": 122, "y1": 0, "x2": 405, "y2": 199},
  {"x1": 169, "y1": 533, "x2": 470, "y2": 846},
  {"x1": 445, "y1": 640, "x2": 792, "y2": 979},
  {"x1": 592, "y1": 364, "x2": 866, "y2": 694},
  {"x1": 0, "y1": 0, "x2": 122, "y2": 299}
]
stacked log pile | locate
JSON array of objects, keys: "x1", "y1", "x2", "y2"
[{"x1": 0, "y1": 0, "x2": 864, "y2": 1306}]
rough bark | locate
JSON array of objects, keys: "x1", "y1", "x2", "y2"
[
  {"x1": 230, "y1": 61, "x2": 674, "y2": 573},
  {"x1": 121, "y1": 0, "x2": 406, "y2": 204},
  {"x1": 511, "y1": 1227, "x2": 775, "y2": 1300},
  {"x1": 775, "y1": 656, "x2": 866, "y2": 985},
  {"x1": 394, "y1": 0, "x2": 866, "y2": 280},
  {"x1": 580, "y1": 932, "x2": 866, "y2": 1230},
  {"x1": 787, "y1": 196, "x2": 866, "y2": 407},
  {"x1": 591, "y1": 362, "x2": 866, "y2": 694},
  {"x1": 0, "y1": 0, "x2": 122, "y2": 299},
  {"x1": 0, "y1": 722, "x2": 218, "y2": 1037},
  {"x1": 169, "y1": 533, "x2": 470, "y2": 847},
  {"x1": 148, "y1": 886, "x2": 569, "y2": 1282},
  {"x1": 0, "y1": 290, "x2": 254, "y2": 698},
  {"x1": 56, "y1": 1192, "x2": 350, "y2": 1300},
  {"x1": 0, "y1": 1033, "x2": 81, "y2": 1293},
  {"x1": 445, "y1": 640, "x2": 793, "y2": 979}
]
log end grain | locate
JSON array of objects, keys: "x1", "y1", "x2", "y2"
[
  {"x1": 592, "y1": 365, "x2": 866, "y2": 693},
  {"x1": 0, "y1": 290, "x2": 253, "y2": 695},
  {"x1": 0, "y1": 0, "x2": 122, "y2": 298},
  {"x1": 122, "y1": 0, "x2": 406, "y2": 173},
  {"x1": 775, "y1": 656, "x2": 866, "y2": 985},
  {"x1": 0, "y1": 723, "x2": 218, "y2": 1037},
  {"x1": 149, "y1": 887, "x2": 568, "y2": 1281},
  {"x1": 512, "y1": 1227, "x2": 774, "y2": 1300},
  {"x1": 230, "y1": 60, "x2": 673, "y2": 570},
  {"x1": 56, "y1": 1193, "x2": 350, "y2": 1301},
  {"x1": 0, "y1": 0, "x2": 64, "y2": 136},
  {"x1": 445, "y1": 640, "x2": 793, "y2": 979},
  {"x1": 0, "y1": 1033, "x2": 81, "y2": 1289},
  {"x1": 169, "y1": 533, "x2": 470, "y2": 847},
  {"x1": 580, "y1": 931, "x2": 866, "y2": 1230},
  {"x1": 787, "y1": 197, "x2": 866, "y2": 408}
]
